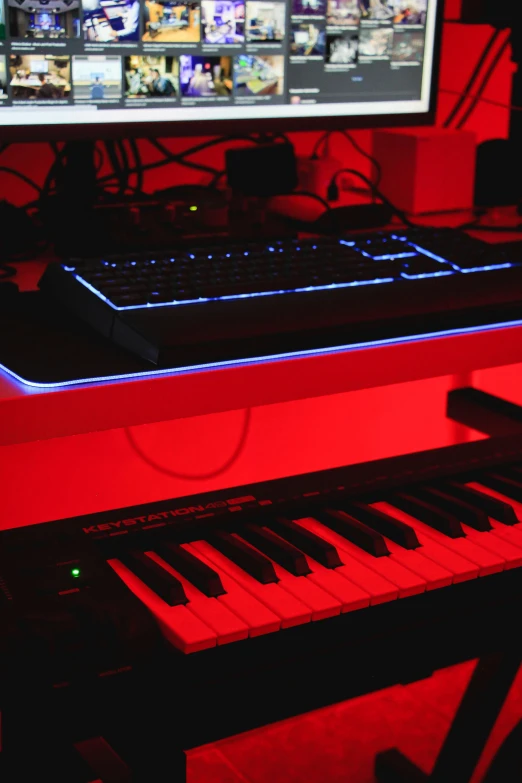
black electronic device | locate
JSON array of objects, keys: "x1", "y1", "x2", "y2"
[
  {"x1": 38, "y1": 227, "x2": 522, "y2": 366},
  {"x1": 3, "y1": 421, "x2": 522, "y2": 781}
]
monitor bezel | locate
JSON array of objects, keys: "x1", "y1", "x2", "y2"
[{"x1": 0, "y1": 0, "x2": 444, "y2": 142}]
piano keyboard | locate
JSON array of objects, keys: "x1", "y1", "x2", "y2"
[
  {"x1": 98, "y1": 475, "x2": 522, "y2": 654},
  {"x1": 4, "y1": 437, "x2": 522, "y2": 664}
]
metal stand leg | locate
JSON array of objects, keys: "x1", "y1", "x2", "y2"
[{"x1": 375, "y1": 653, "x2": 522, "y2": 783}]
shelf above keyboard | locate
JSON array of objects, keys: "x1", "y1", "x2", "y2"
[{"x1": 3, "y1": 317, "x2": 522, "y2": 446}]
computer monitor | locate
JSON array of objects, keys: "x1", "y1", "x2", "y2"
[{"x1": 0, "y1": 0, "x2": 443, "y2": 139}]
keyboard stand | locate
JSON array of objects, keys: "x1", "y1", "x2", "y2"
[
  {"x1": 375, "y1": 651, "x2": 522, "y2": 783},
  {"x1": 447, "y1": 387, "x2": 522, "y2": 437}
]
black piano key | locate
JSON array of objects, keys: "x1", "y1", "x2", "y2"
[
  {"x1": 443, "y1": 481, "x2": 519, "y2": 526},
  {"x1": 155, "y1": 542, "x2": 225, "y2": 597},
  {"x1": 478, "y1": 472, "x2": 522, "y2": 504},
  {"x1": 241, "y1": 525, "x2": 311, "y2": 576},
  {"x1": 268, "y1": 516, "x2": 343, "y2": 568},
  {"x1": 209, "y1": 531, "x2": 278, "y2": 584},
  {"x1": 312, "y1": 508, "x2": 390, "y2": 557},
  {"x1": 338, "y1": 501, "x2": 420, "y2": 550},
  {"x1": 390, "y1": 492, "x2": 466, "y2": 539},
  {"x1": 118, "y1": 551, "x2": 188, "y2": 606},
  {"x1": 414, "y1": 487, "x2": 492, "y2": 532}
]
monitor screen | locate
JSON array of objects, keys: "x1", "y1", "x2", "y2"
[{"x1": 0, "y1": 0, "x2": 441, "y2": 133}]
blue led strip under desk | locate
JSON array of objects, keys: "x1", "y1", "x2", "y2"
[{"x1": 3, "y1": 317, "x2": 522, "y2": 390}]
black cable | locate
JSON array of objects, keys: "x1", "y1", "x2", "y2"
[
  {"x1": 443, "y1": 28, "x2": 501, "y2": 127},
  {"x1": 440, "y1": 89, "x2": 522, "y2": 113},
  {"x1": 104, "y1": 140, "x2": 126, "y2": 197},
  {"x1": 128, "y1": 138, "x2": 144, "y2": 195},
  {"x1": 341, "y1": 130, "x2": 382, "y2": 189},
  {"x1": 328, "y1": 168, "x2": 415, "y2": 226},
  {"x1": 148, "y1": 137, "x2": 222, "y2": 176},
  {"x1": 124, "y1": 408, "x2": 252, "y2": 480},
  {"x1": 456, "y1": 33, "x2": 512, "y2": 129},
  {"x1": 116, "y1": 140, "x2": 131, "y2": 194},
  {"x1": 39, "y1": 142, "x2": 64, "y2": 206},
  {"x1": 311, "y1": 130, "x2": 382, "y2": 191},
  {"x1": 0, "y1": 166, "x2": 43, "y2": 195}
]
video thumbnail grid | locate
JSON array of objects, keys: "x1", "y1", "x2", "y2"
[
  {"x1": 0, "y1": 51, "x2": 289, "y2": 103},
  {"x1": 0, "y1": 0, "x2": 431, "y2": 107}
]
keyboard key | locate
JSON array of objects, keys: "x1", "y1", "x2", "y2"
[
  {"x1": 209, "y1": 531, "x2": 278, "y2": 584},
  {"x1": 299, "y1": 518, "x2": 399, "y2": 604},
  {"x1": 458, "y1": 524, "x2": 522, "y2": 570},
  {"x1": 117, "y1": 550, "x2": 188, "y2": 606},
  {"x1": 235, "y1": 536, "x2": 343, "y2": 621},
  {"x1": 304, "y1": 517, "x2": 425, "y2": 597},
  {"x1": 241, "y1": 524, "x2": 311, "y2": 576},
  {"x1": 146, "y1": 552, "x2": 249, "y2": 645},
  {"x1": 466, "y1": 482, "x2": 522, "y2": 542},
  {"x1": 441, "y1": 481, "x2": 518, "y2": 526},
  {"x1": 391, "y1": 492, "x2": 465, "y2": 538},
  {"x1": 371, "y1": 502, "x2": 478, "y2": 583},
  {"x1": 415, "y1": 487, "x2": 491, "y2": 532},
  {"x1": 155, "y1": 542, "x2": 225, "y2": 597},
  {"x1": 376, "y1": 503, "x2": 505, "y2": 577},
  {"x1": 268, "y1": 517, "x2": 343, "y2": 568},
  {"x1": 191, "y1": 540, "x2": 312, "y2": 629},
  {"x1": 315, "y1": 506, "x2": 391, "y2": 555},
  {"x1": 478, "y1": 473, "x2": 522, "y2": 503},
  {"x1": 182, "y1": 543, "x2": 280, "y2": 637},
  {"x1": 108, "y1": 558, "x2": 217, "y2": 654},
  {"x1": 375, "y1": 537, "x2": 453, "y2": 590},
  {"x1": 342, "y1": 501, "x2": 420, "y2": 549}
]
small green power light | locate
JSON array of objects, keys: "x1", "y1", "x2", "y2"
[
  {"x1": 71, "y1": 568, "x2": 81, "y2": 578},
  {"x1": 189, "y1": 205, "x2": 198, "y2": 212}
]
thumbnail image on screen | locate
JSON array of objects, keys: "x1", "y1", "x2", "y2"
[
  {"x1": 72, "y1": 54, "x2": 122, "y2": 100},
  {"x1": 326, "y1": 31, "x2": 358, "y2": 63},
  {"x1": 9, "y1": 53, "x2": 71, "y2": 99},
  {"x1": 392, "y1": 0, "x2": 427, "y2": 25},
  {"x1": 8, "y1": 0, "x2": 80, "y2": 40},
  {"x1": 179, "y1": 55, "x2": 231, "y2": 97},
  {"x1": 292, "y1": 0, "x2": 326, "y2": 16},
  {"x1": 83, "y1": 0, "x2": 140, "y2": 43},
  {"x1": 359, "y1": 25, "x2": 392, "y2": 55},
  {"x1": 290, "y1": 22, "x2": 325, "y2": 56},
  {"x1": 246, "y1": 1, "x2": 285, "y2": 42},
  {"x1": 234, "y1": 53, "x2": 283, "y2": 96},
  {"x1": 125, "y1": 54, "x2": 178, "y2": 97},
  {"x1": 143, "y1": 1, "x2": 200, "y2": 42},
  {"x1": 0, "y1": 58, "x2": 7, "y2": 98},
  {"x1": 202, "y1": 0, "x2": 245, "y2": 44},
  {"x1": 391, "y1": 28, "x2": 424, "y2": 60},
  {"x1": 358, "y1": 0, "x2": 394, "y2": 20},
  {"x1": 326, "y1": 0, "x2": 359, "y2": 26},
  {"x1": 0, "y1": 2, "x2": 6, "y2": 39}
]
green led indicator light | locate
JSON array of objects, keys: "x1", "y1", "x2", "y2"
[
  {"x1": 71, "y1": 568, "x2": 81, "y2": 578},
  {"x1": 189, "y1": 205, "x2": 198, "y2": 212}
]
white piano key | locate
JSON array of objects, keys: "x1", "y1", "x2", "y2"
[
  {"x1": 107, "y1": 558, "x2": 217, "y2": 654},
  {"x1": 190, "y1": 540, "x2": 312, "y2": 629},
  {"x1": 297, "y1": 517, "x2": 426, "y2": 598},
  {"x1": 146, "y1": 551, "x2": 250, "y2": 645},
  {"x1": 182, "y1": 543, "x2": 281, "y2": 637}
]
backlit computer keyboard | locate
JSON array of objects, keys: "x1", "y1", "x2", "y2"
[{"x1": 39, "y1": 228, "x2": 522, "y2": 366}]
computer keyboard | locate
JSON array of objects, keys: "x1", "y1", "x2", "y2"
[{"x1": 39, "y1": 228, "x2": 522, "y2": 366}]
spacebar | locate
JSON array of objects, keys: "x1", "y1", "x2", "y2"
[{"x1": 198, "y1": 277, "x2": 318, "y2": 297}]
